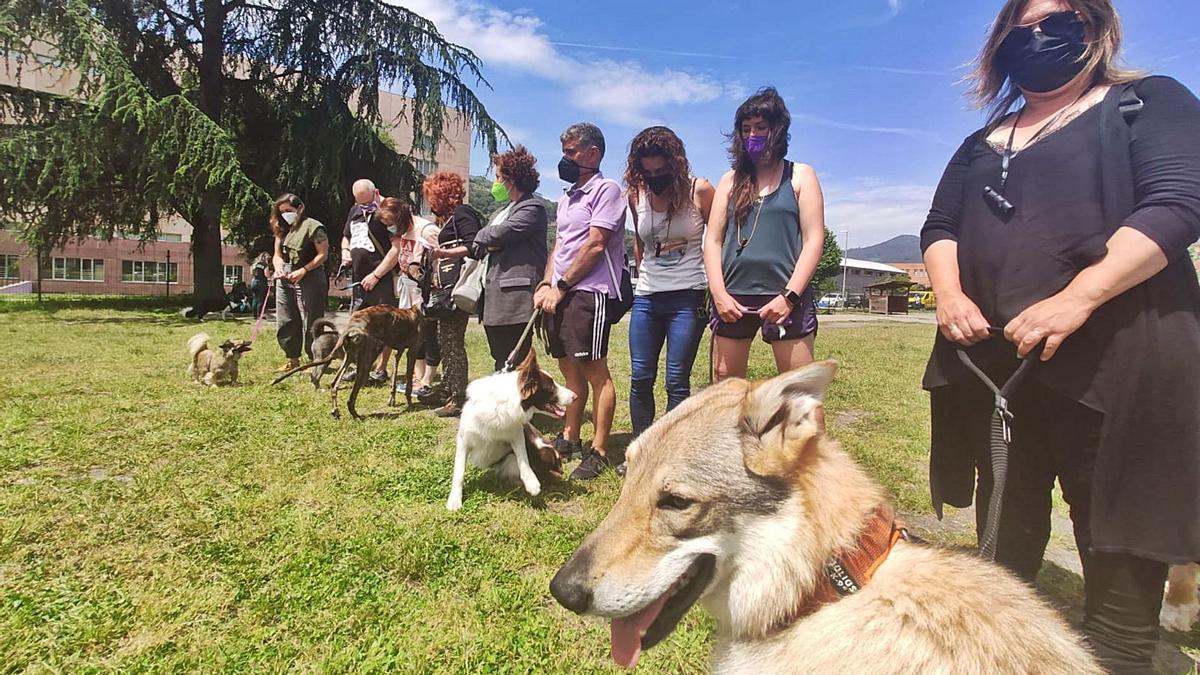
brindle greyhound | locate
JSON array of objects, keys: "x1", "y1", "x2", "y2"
[{"x1": 272, "y1": 305, "x2": 425, "y2": 419}]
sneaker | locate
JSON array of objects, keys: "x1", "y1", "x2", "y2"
[
  {"x1": 276, "y1": 358, "x2": 300, "y2": 372},
  {"x1": 615, "y1": 461, "x2": 627, "y2": 477},
  {"x1": 554, "y1": 437, "x2": 584, "y2": 461},
  {"x1": 338, "y1": 367, "x2": 358, "y2": 385},
  {"x1": 434, "y1": 401, "x2": 462, "y2": 418},
  {"x1": 413, "y1": 384, "x2": 437, "y2": 399},
  {"x1": 570, "y1": 450, "x2": 611, "y2": 481},
  {"x1": 393, "y1": 381, "x2": 408, "y2": 394},
  {"x1": 368, "y1": 369, "x2": 389, "y2": 385}
]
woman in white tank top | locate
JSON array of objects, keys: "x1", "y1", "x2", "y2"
[{"x1": 621, "y1": 126, "x2": 715, "y2": 473}]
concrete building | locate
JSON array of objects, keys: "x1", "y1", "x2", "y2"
[
  {"x1": 0, "y1": 49, "x2": 471, "y2": 297},
  {"x1": 839, "y1": 258, "x2": 907, "y2": 295}
]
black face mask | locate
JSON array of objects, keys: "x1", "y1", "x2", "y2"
[
  {"x1": 997, "y1": 12, "x2": 1088, "y2": 94},
  {"x1": 645, "y1": 174, "x2": 672, "y2": 196},
  {"x1": 558, "y1": 156, "x2": 598, "y2": 184}
]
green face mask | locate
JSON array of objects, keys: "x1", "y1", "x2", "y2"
[{"x1": 490, "y1": 180, "x2": 510, "y2": 203}]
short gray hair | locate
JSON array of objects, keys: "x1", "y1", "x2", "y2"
[{"x1": 560, "y1": 122, "x2": 606, "y2": 158}]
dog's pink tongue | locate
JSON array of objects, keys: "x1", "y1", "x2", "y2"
[{"x1": 611, "y1": 594, "x2": 669, "y2": 669}]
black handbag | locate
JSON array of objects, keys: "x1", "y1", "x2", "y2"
[
  {"x1": 603, "y1": 249, "x2": 634, "y2": 325},
  {"x1": 423, "y1": 207, "x2": 480, "y2": 318}
]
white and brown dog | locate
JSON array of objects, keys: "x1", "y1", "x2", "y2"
[
  {"x1": 446, "y1": 349, "x2": 576, "y2": 512},
  {"x1": 187, "y1": 332, "x2": 251, "y2": 387}
]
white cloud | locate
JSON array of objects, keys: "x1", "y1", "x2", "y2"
[
  {"x1": 793, "y1": 113, "x2": 951, "y2": 145},
  {"x1": 888, "y1": 0, "x2": 903, "y2": 15},
  {"x1": 393, "y1": 0, "x2": 737, "y2": 127},
  {"x1": 822, "y1": 178, "x2": 935, "y2": 247}
]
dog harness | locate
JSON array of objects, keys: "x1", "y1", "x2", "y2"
[{"x1": 784, "y1": 504, "x2": 908, "y2": 624}]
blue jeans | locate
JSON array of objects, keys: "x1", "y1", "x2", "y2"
[{"x1": 628, "y1": 289, "x2": 707, "y2": 436}]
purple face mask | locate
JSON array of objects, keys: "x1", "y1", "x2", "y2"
[{"x1": 744, "y1": 134, "x2": 769, "y2": 163}]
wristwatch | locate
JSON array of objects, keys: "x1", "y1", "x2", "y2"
[
  {"x1": 556, "y1": 278, "x2": 572, "y2": 293},
  {"x1": 781, "y1": 288, "x2": 802, "y2": 308}
]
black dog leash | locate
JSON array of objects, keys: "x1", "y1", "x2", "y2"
[
  {"x1": 955, "y1": 327, "x2": 1044, "y2": 561},
  {"x1": 502, "y1": 309, "x2": 544, "y2": 373}
]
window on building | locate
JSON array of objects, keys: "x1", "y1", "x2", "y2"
[
  {"x1": 0, "y1": 254, "x2": 18, "y2": 279},
  {"x1": 52, "y1": 257, "x2": 104, "y2": 281},
  {"x1": 413, "y1": 159, "x2": 438, "y2": 176},
  {"x1": 413, "y1": 133, "x2": 438, "y2": 154},
  {"x1": 223, "y1": 265, "x2": 243, "y2": 285},
  {"x1": 121, "y1": 260, "x2": 178, "y2": 283},
  {"x1": 157, "y1": 233, "x2": 183, "y2": 242}
]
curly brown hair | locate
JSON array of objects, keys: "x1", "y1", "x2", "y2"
[
  {"x1": 728, "y1": 87, "x2": 791, "y2": 227},
  {"x1": 422, "y1": 171, "x2": 466, "y2": 218},
  {"x1": 269, "y1": 193, "x2": 305, "y2": 238},
  {"x1": 623, "y1": 126, "x2": 693, "y2": 220},
  {"x1": 375, "y1": 197, "x2": 413, "y2": 234},
  {"x1": 493, "y1": 146, "x2": 540, "y2": 196}
]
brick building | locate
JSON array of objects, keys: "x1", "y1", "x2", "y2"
[
  {"x1": 889, "y1": 262, "x2": 930, "y2": 288},
  {"x1": 0, "y1": 49, "x2": 471, "y2": 297}
]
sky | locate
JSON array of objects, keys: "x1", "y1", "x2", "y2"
[{"x1": 395, "y1": 0, "x2": 1200, "y2": 249}]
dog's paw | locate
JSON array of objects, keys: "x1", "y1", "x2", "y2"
[
  {"x1": 523, "y1": 480, "x2": 542, "y2": 497},
  {"x1": 1161, "y1": 601, "x2": 1199, "y2": 632},
  {"x1": 446, "y1": 496, "x2": 463, "y2": 512}
]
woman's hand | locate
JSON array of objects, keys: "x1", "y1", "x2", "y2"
[
  {"x1": 1004, "y1": 291, "x2": 1095, "y2": 361},
  {"x1": 759, "y1": 295, "x2": 792, "y2": 325},
  {"x1": 936, "y1": 291, "x2": 991, "y2": 346},
  {"x1": 286, "y1": 267, "x2": 307, "y2": 284},
  {"x1": 712, "y1": 291, "x2": 746, "y2": 324},
  {"x1": 361, "y1": 272, "x2": 378, "y2": 291}
]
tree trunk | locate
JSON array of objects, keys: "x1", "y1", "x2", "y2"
[
  {"x1": 189, "y1": 0, "x2": 228, "y2": 305},
  {"x1": 190, "y1": 196, "x2": 227, "y2": 305}
]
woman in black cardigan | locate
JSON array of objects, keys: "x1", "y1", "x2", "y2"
[{"x1": 920, "y1": 1, "x2": 1200, "y2": 671}]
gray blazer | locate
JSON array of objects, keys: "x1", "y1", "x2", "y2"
[{"x1": 471, "y1": 194, "x2": 548, "y2": 327}]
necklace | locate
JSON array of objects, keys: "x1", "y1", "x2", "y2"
[
  {"x1": 736, "y1": 196, "x2": 766, "y2": 253},
  {"x1": 985, "y1": 88, "x2": 1092, "y2": 217},
  {"x1": 648, "y1": 195, "x2": 674, "y2": 258}
]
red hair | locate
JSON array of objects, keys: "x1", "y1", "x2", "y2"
[{"x1": 422, "y1": 171, "x2": 466, "y2": 217}]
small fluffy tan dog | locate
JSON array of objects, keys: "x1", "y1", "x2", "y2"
[
  {"x1": 551, "y1": 361, "x2": 1101, "y2": 674},
  {"x1": 187, "y1": 332, "x2": 251, "y2": 386},
  {"x1": 1161, "y1": 563, "x2": 1199, "y2": 632}
]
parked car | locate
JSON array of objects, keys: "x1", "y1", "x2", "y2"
[
  {"x1": 908, "y1": 290, "x2": 936, "y2": 310},
  {"x1": 817, "y1": 292, "x2": 846, "y2": 309},
  {"x1": 845, "y1": 294, "x2": 867, "y2": 309}
]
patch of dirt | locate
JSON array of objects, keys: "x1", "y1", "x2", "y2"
[
  {"x1": 832, "y1": 409, "x2": 871, "y2": 430},
  {"x1": 86, "y1": 467, "x2": 133, "y2": 483}
]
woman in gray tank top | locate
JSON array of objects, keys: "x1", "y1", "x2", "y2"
[{"x1": 703, "y1": 87, "x2": 827, "y2": 380}]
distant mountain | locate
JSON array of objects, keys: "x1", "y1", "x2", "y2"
[{"x1": 847, "y1": 235, "x2": 922, "y2": 264}]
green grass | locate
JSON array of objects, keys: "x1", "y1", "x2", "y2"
[{"x1": 1, "y1": 307, "x2": 1189, "y2": 671}]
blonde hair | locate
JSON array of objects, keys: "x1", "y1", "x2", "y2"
[{"x1": 969, "y1": 0, "x2": 1142, "y2": 126}]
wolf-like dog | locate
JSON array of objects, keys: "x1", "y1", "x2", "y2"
[{"x1": 550, "y1": 362, "x2": 1100, "y2": 674}]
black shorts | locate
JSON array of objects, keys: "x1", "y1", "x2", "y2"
[
  {"x1": 544, "y1": 290, "x2": 610, "y2": 361},
  {"x1": 709, "y1": 290, "x2": 818, "y2": 343}
]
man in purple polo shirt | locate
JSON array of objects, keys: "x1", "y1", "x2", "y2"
[{"x1": 534, "y1": 122, "x2": 627, "y2": 480}]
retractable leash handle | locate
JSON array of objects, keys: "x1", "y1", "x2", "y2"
[{"x1": 955, "y1": 326, "x2": 1045, "y2": 561}]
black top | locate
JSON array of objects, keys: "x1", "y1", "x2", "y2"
[
  {"x1": 432, "y1": 204, "x2": 482, "y2": 289},
  {"x1": 920, "y1": 77, "x2": 1200, "y2": 563},
  {"x1": 343, "y1": 209, "x2": 394, "y2": 284}
]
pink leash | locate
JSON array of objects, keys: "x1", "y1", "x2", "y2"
[{"x1": 247, "y1": 286, "x2": 275, "y2": 344}]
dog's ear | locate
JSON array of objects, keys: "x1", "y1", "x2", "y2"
[
  {"x1": 740, "y1": 360, "x2": 836, "y2": 478},
  {"x1": 517, "y1": 348, "x2": 540, "y2": 401}
]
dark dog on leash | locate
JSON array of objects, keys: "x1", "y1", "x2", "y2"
[
  {"x1": 307, "y1": 318, "x2": 341, "y2": 389},
  {"x1": 272, "y1": 305, "x2": 425, "y2": 419}
]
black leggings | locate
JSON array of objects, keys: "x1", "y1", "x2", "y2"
[
  {"x1": 414, "y1": 317, "x2": 441, "y2": 366},
  {"x1": 973, "y1": 378, "x2": 1167, "y2": 674},
  {"x1": 484, "y1": 322, "x2": 533, "y2": 372}
]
